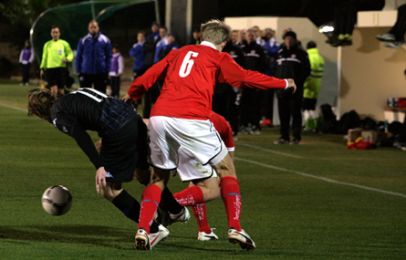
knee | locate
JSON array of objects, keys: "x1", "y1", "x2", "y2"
[{"x1": 98, "y1": 183, "x2": 123, "y2": 201}]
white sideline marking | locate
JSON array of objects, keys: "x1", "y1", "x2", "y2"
[
  {"x1": 235, "y1": 157, "x2": 406, "y2": 199},
  {"x1": 0, "y1": 102, "x2": 26, "y2": 113},
  {"x1": 238, "y1": 143, "x2": 303, "y2": 159}
]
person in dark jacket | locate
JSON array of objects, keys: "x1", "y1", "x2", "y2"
[
  {"x1": 240, "y1": 29, "x2": 268, "y2": 134},
  {"x1": 76, "y1": 20, "x2": 112, "y2": 93},
  {"x1": 274, "y1": 30, "x2": 311, "y2": 144},
  {"x1": 213, "y1": 39, "x2": 245, "y2": 136}
]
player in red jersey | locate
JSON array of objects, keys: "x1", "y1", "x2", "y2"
[
  {"x1": 126, "y1": 19, "x2": 296, "y2": 250},
  {"x1": 176, "y1": 111, "x2": 235, "y2": 241}
]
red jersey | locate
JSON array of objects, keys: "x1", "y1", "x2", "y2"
[
  {"x1": 128, "y1": 41, "x2": 287, "y2": 120},
  {"x1": 209, "y1": 111, "x2": 235, "y2": 151}
]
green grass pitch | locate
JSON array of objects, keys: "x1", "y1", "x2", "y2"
[{"x1": 0, "y1": 81, "x2": 405, "y2": 259}]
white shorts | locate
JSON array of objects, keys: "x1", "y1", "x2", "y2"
[
  {"x1": 177, "y1": 157, "x2": 219, "y2": 182},
  {"x1": 148, "y1": 116, "x2": 228, "y2": 180}
]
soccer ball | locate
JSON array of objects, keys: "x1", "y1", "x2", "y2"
[{"x1": 41, "y1": 185, "x2": 72, "y2": 216}]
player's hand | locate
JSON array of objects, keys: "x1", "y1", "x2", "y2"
[
  {"x1": 95, "y1": 167, "x2": 107, "y2": 194},
  {"x1": 286, "y1": 79, "x2": 297, "y2": 93},
  {"x1": 122, "y1": 94, "x2": 130, "y2": 102}
]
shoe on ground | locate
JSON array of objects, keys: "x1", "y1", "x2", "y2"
[
  {"x1": 198, "y1": 228, "x2": 219, "y2": 241},
  {"x1": 290, "y1": 139, "x2": 301, "y2": 145},
  {"x1": 384, "y1": 41, "x2": 404, "y2": 48},
  {"x1": 149, "y1": 225, "x2": 170, "y2": 248},
  {"x1": 228, "y1": 228, "x2": 256, "y2": 250},
  {"x1": 134, "y1": 229, "x2": 150, "y2": 250},
  {"x1": 376, "y1": 33, "x2": 395, "y2": 42},
  {"x1": 169, "y1": 207, "x2": 190, "y2": 223},
  {"x1": 273, "y1": 138, "x2": 289, "y2": 144}
]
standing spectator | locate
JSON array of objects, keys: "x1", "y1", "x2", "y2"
[
  {"x1": 76, "y1": 20, "x2": 112, "y2": 93},
  {"x1": 157, "y1": 34, "x2": 178, "y2": 60},
  {"x1": 274, "y1": 30, "x2": 311, "y2": 144},
  {"x1": 19, "y1": 40, "x2": 34, "y2": 86},
  {"x1": 144, "y1": 22, "x2": 160, "y2": 69},
  {"x1": 238, "y1": 29, "x2": 247, "y2": 46},
  {"x1": 259, "y1": 28, "x2": 280, "y2": 127},
  {"x1": 303, "y1": 41, "x2": 324, "y2": 131},
  {"x1": 109, "y1": 45, "x2": 124, "y2": 98},
  {"x1": 240, "y1": 29, "x2": 268, "y2": 134},
  {"x1": 129, "y1": 31, "x2": 146, "y2": 78},
  {"x1": 153, "y1": 26, "x2": 168, "y2": 63},
  {"x1": 40, "y1": 25, "x2": 74, "y2": 97},
  {"x1": 142, "y1": 22, "x2": 161, "y2": 118},
  {"x1": 230, "y1": 30, "x2": 240, "y2": 45},
  {"x1": 189, "y1": 29, "x2": 201, "y2": 45},
  {"x1": 213, "y1": 39, "x2": 245, "y2": 136}
]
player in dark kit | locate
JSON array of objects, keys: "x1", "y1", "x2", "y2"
[{"x1": 27, "y1": 87, "x2": 187, "y2": 249}]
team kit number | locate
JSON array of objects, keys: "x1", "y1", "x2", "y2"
[{"x1": 179, "y1": 51, "x2": 199, "y2": 78}]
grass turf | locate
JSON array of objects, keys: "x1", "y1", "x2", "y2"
[{"x1": 0, "y1": 82, "x2": 405, "y2": 259}]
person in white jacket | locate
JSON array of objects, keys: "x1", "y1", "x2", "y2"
[
  {"x1": 108, "y1": 45, "x2": 124, "y2": 97},
  {"x1": 19, "y1": 41, "x2": 34, "y2": 86}
]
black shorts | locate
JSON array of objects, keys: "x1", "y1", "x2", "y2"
[
  {"x1": 45, "y1": 67, "x2": 67, "y2": 89},
  {"x1": 101, "y1": 113, "x2": 149, "y2": 183},
  {"x1": 303, "y1": 98, "x2": 317, "y2": 110}
]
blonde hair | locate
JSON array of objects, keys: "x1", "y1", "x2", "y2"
[
  {"x1": 27, "y1": 88, "x2": 55, "y2": 122},
  {"x1": 200, "y1": 19, "x2": 230, "y2": 45}
]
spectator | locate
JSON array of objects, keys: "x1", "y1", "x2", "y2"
[
  {"x1": 376, "y1": 3, "x2": 406, "y2": 48},
  {"x1": 303, "y1": 41, "x2": 324, "y2": 131},
  {"x1": 190, "y1": 29, "x2": 201, "y2": 45},
  {"x1": 129, "y1": 31, "x2": 146, "y2": 78},
  {"x1": 153, "y1": 26, "x2": 168, "y2": 63},
  {"x1": 157, "y1": 34, "x2": 178, "y2": 60},
  {"x1": 238, "y1": 29, "x2": 247, "y2": 46},
  {"x1": 274, "y1": 30, "x2": 311, "y2": 144},
  {"x1": 259, "y1": 28, "x2": 280, "y2": 127},
  {"x1": 213, "y1": 38, "x2": 246, "y2": 136},
  {"x1": 144, "y1": 22, "x2": 160, "y2": 69},
  {"x1": 108, "y1": 45, "x2": 124, "y2": 98},
  {"x1": 76, "y1": 20, "x2": 112, "y2": 93},
  {"x1": 19, "y1": 40, "x2": 34, "y2": 86},
  {"x1": 230, "y1": 30, "x2": 240, "y2": 45},
  {"x1": 240, "y1": 29, "x2": 268, "y2": 134},
  {"x1": 40, "y1": 25, "x2": 74, "y2": 97}
]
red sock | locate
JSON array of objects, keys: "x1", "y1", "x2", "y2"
[
  {"x1": 174, "y1": 185, "x2": 204, "y2": 206},
  {"x1": 138, "y1": 184, "x2": 162, "y2": 233},
  {"x1": 221, "y1": 176, "x2": 242, "y2": 231},
  {"x1": 192, "y1": 203, "x2": 211, "y2": 233}
]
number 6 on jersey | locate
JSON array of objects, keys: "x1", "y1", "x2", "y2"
[{"x1": 179, "y1": 51, "x2": 199, "y2": 78}]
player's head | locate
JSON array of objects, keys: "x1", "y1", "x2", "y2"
[
  {"x1": 27, "y1": 88, "x2": 55, "y2": 122},
  {"x1": 201, "y1": 19, "x2": 230, "y2": 50},
  {"x1": 88, "y1": 20, "x2": 100, "y2": 36},
  {"x1": 50, "y1": 26, "x2": 60, "y2": 41}
]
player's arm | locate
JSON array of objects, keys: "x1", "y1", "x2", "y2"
[
  {"x1": 52, "y1": 114, "x2": 102, "y2": 170},
  {"x1": 127, "y1": 49, "x2": 178, "y2": 100},
  {"x1": 218, "y1": 53, "x2": 296, "y2": 92}
]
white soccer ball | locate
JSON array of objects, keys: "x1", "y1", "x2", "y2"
[{"x1": 41, "y1": 185, "x2": 72, "y2": 216}]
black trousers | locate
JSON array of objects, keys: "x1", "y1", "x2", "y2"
[
  {"x1": 21, "y1": 64, "x2": 30, "y2": 84},
  {"x1": 389, "y1": 4, "x2": 406, "y2": 41},
  {"x1": 80, "y1": 73, "x2": 108, "y2": 93},
  {"x1": 261, "y1": 89, "x2": 275, "y2": 120},
  {"x1": 213, "y1": 84, "x2": 240, "y2": 135},
  {"x1": 110, "y1": 76, "x2": 121, "y2": 98},
  {"x1": 334, "y1": 0, "x2": 359, "y2": 35},
  {"x1": 241, "y1": 87, "x2": 263, "y2": 128},
  {"x1": 277, "y1": 90, "x2": 303, "y2": 141}
]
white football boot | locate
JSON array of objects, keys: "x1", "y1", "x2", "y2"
[
  {"x1": 197, "y1": 228, "x2": 219, "y2": 241},
  {"x1": 228, "y1": 228, "x2": 256, "y2": 250},
  {"x1": 134, "y1": 229, "x2": 150, "y2": 250},
  {"x1": 149, "y1": 225, "x2": 170, "y2": 248}
]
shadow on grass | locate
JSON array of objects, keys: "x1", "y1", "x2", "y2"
[{"x1": 0, "y1": 224, "x2": 133, "y2": 250}]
